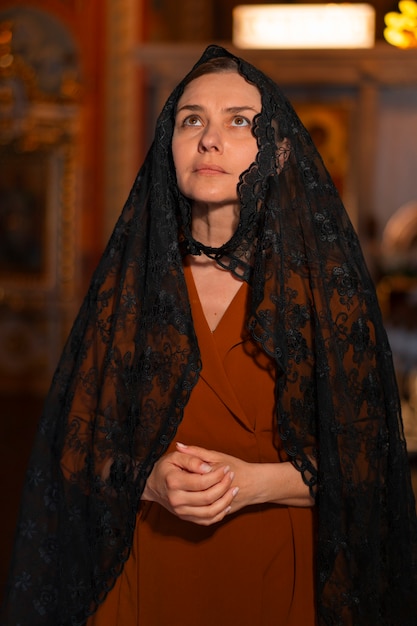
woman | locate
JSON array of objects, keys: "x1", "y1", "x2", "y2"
[{"x1": 1, "y1": 45, "x2": 417, "y2": 626}]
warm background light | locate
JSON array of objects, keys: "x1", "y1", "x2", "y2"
[
  {"x1": 233, "y1": 3, "x2": 376, "y2": 49},
  {"x1": 384, "y1": 0, "x2": 417, "y2": 48}
]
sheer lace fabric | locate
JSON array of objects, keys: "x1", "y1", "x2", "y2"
[{"x1": 1, "y1": 45, "x2": 417, "y2": 626}]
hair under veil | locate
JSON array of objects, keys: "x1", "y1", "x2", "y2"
[{"x1": 1, "y1": 45, "x2": 417, "y2": 626}]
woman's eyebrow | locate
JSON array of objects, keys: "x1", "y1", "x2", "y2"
[
  {"x1": 224, "y1": 106, "x2": 260, "y2": 114},
  {"x1": 176, "y1": 104, "x2": 203, "y2": 114}
]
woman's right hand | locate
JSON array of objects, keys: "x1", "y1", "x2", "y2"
[{"x1": 141, "y1": 450, "x2": 238, "y2": 526}]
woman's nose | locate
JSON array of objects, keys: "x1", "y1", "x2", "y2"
[{"x1": 198, "y1": 123, "x2": 223, "y2": 153}]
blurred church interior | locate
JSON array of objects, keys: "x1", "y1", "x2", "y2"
[{"x1": 1, "y1": 0, "x2": 417, "y2": 600}]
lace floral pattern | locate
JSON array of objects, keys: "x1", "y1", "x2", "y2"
[{"x1": 1, "y1": 45, "x2": 417, "y2": 626}]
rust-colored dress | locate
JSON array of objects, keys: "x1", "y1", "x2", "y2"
[{"x1": 88, "y1": 263, "x2": 317, "y2": 626}]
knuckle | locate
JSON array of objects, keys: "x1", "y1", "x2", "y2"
[
  {"x1": 165, "y1": 472, "x2": 178, "y2": 490},
  {"x1": 168, "y1": 492, "x2": 181, "y2": 509}
]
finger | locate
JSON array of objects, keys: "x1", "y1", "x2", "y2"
[
  {"x1": 167, "y1": 464, "x2": 233, "y2": 496},
  {"x1": 175, "y1": 484, "x2": 239, "y2": 526},
  {"x1": 176, "y1": 442, "x2": 218, "y2": 463},
  {"x1": 172, "y1": 447, "x2": 231, "y2": 479},
  {"x1": 169, "y1": 450, "x2": 217, "y2": 476},
  {"x1": 175, "y1": 445, "x2": 234, "y2": 478}
]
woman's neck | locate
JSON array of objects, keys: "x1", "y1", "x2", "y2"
[{"x1": 191, "y1": 202, "x2": 239, "y2": 248}]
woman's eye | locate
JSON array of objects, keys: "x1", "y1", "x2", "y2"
[
  {"x1": 231, "y1": 116, "x2": 250, "y2": 127},
  {"x1": 183, "y1": 115, "x2": 202, "y2": 126}
]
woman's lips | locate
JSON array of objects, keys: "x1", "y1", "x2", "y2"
[{"x1": 194, "y1": 164, "x2": 227, "y2": 175}]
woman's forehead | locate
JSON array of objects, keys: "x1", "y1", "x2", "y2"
[{"x1": 177, "y1": 71, "x2": 261, "y2": 109}]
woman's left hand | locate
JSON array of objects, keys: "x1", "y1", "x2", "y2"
[{"x1": 175, "y1": 442, "x2": 315, "y2": 512}]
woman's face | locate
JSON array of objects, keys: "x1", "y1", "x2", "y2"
[{"x1": 172, "y1": 71, "x2": 261, "y2": 212}]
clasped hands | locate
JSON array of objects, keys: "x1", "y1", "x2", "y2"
[
  {"x1": 141, "y1": 442, "x2": 259, "y2": 526},
  {"x1": 141, "y1": 442, "x2": 315, "y2": 526}
]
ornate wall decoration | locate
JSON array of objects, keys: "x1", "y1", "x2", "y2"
[
  {"x1": 103, "y1": 0, "x2": 143, "y2": 239},
  {"x1": 0, "y1": 11, "x2": 81, "y2": 393}
]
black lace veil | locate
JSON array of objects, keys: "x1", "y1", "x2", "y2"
[{"x1": 1, "y1": 45, "x2": 417, "y2": 626}]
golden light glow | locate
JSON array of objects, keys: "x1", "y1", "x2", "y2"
[
  {"x1": 233, "y1": 4, "x2": 375, "y2": 49},
  {"x1": 384, "y1": 0, "x2": 417, "y2": 48}
]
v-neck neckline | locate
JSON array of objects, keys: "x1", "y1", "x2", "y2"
[
  {"x1": 183, "y1": 259, "x2": 254, "y2": 430},
  {"x1": 183, "y1": 258, "x2": 248, "y2": 337}
]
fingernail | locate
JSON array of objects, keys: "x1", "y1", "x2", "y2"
[
  {"x1": 232, "y1": 487, "x2": 239, "y2": 497},
  {"x1": 225, "y1": 506, "x2": 232, "y2": 514},
  {"x1": 200, "y1": 463, "x2": 212, "y2": 473},
  {"x1": 223, "y1": 465, "x2": 231, "y2": 474},
  {"x1": 176, "y1": 442, "x2": 187, "y2": 448},
  {"x1": 229, "y1": 471, "x2": 235, "y2": 481}
]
